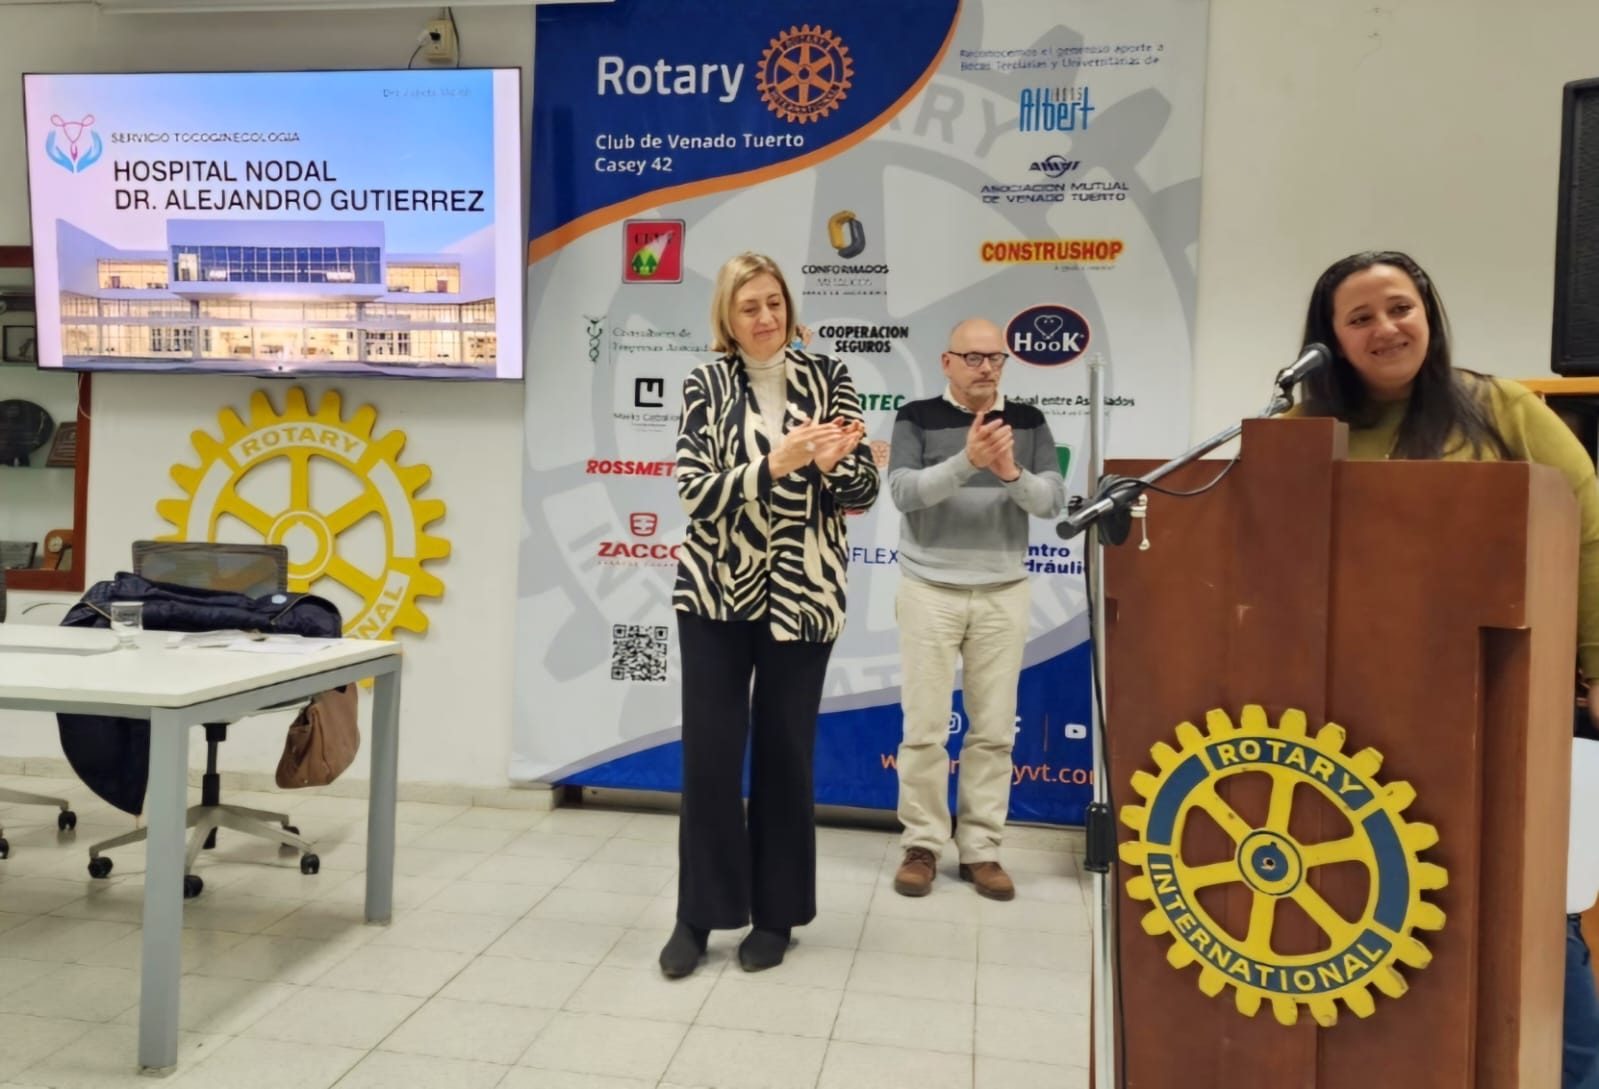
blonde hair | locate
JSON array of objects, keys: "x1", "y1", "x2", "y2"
[{"x1": 709, "y1": 252, "x2": 798, "y2": 355}]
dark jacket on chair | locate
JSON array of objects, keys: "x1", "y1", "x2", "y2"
[{"x1": 58, "y1": 572, "x2": 342, "y2": 815}]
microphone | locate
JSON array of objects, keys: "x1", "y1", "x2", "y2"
[{"x1": 1274, "y1": 342, "x2": 1332, "y2": 392}]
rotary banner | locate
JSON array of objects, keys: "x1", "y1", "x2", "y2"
[{"x1": 513, "y1": 0, "x2": 1210, "y2": 824}]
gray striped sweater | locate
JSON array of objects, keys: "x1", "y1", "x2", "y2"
[{"x1": 887, "y1": 393, "x2": 1066, "y2": 587}]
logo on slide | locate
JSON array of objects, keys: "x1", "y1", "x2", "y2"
[
  {"x1": 757, "y1": 24, "x2": 853, "y2": 125},
  {"x1": 1119, "y1": 705, "x2": 1446, "y2": 1027},
  {"x1": 623, "y1": 219, "x2": 684, "y2": 283},
  {"x1": 45, "y1": 113, "x2": 103, "y2": 173}
]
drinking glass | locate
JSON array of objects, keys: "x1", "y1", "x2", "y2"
[{"x1": 109, "y1": 601, "x2": 143, "y2": 649}]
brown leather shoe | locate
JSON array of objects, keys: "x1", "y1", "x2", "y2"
[
  {"x1": 959, "y1": 861, "x2": 1016, "y2": 901},
  {"x1": 893, "y1": 847, "x2": 938, "y2": 897}
]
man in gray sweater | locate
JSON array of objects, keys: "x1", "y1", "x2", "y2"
[{"x1": 887, "y1": 317, "x2": 1066, "y2": 900}]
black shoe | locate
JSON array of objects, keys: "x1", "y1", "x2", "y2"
[
  {"x1": 738, "y1": 926, "x2": 791, "y2": 972},
  {"x1": 659, "y1": 922, "x2": 708, "y2": 979}
]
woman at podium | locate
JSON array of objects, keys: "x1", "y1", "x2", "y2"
[{"x1": 1296, "y1": 249, "x2": 1599, "y2": 1089}]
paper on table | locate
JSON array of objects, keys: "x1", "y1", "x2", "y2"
[
  {"x1": 1569, "y1": 738, "x2": 1599, "y2": 914},
  {"x1": 225, "y1": 638, "x2": 342, "y2": 655},
  {"x1": 166, "y1": 631, "x2": 342, "y2": 654},
  {"x1": 166, "y1": 630, "x2": 261, "y2": 649}
]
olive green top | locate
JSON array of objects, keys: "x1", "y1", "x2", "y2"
[{"x1": 1293, "y1": 376, "x2": 1599, "y2": 676}]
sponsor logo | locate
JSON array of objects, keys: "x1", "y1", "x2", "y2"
[
  {"x1": 1027, "y1": 543, "x2": 1084, "y2": 576},
  {"x1": 1030, "y1": 155, "x2": 1081, "y2": 178},
  {"x1": 758, "y1": 25, "x2": 854, "y2": 124},
  {"x1": 598, "y1": 511, "x2": 681, "y2": 565},
  {"x1": 827, "y1": 210, "x2": 866, "y2": 258},
  {"x1": 46, "y1": 113, "x2": 103, "y2": 173},
  {"x1": 981, "y1": 183, "x2": 1068, "y2": 205},
  {"x1": 849, "y1": 546, "x2": 899, "y2": 566},
  {"x1": 980, "y1": 239, "x2": 1124, "y2": 265},
  {"x1": 1006, "y1": 305, "x2": 1091, "y2": 367},
  {"x1": 623, "y1": 219, "x2": 684, "y2": 283},
  {"x1": 807, "y1": 212, "x2": 888, "y2": 296},
  {"x1": 1055, "y1": 445, "x2": 1072, "y2": 478},
  {"x1": 614, "y1": 380, "x2": 680, "y2": 432},
  {"x1": 814, "y1": 324, "x2": 909, "y2": 355},
  {"x1": 1072, "y1": 180, "x2": 1129, "y2": 202},
  {"x1": 596, "y1": 540, "x2": 681, "y2": 563},
  {"x1": 633, "y1": 377, "x2": 666, "y2": 408},
  {"x1": 585, "y1": 458, "x2": 676, "y2": 477},
  {"x1": 1018, "y1": 85, "x2": 1095, "y2": 133},
  {"x1": 856, "y1": 393, "x2": 909, "y2": 412},
  {"x1": 802, "y1": 265, "x2": 888, "y2": 297},
  {"x1": 1010, "y1": 392, "x2": 1137, "y2": 417},
  {"x1": 581, "y1": 314, "x2": 711, "y2": 367}
]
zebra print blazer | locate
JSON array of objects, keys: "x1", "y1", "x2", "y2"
[{"x1": 673, "y1": 349, "x2": 880, "y2": 643}]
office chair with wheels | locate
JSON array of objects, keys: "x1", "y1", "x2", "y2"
[
  {"x1": 0, "y1": 566, "x2": 78, "y2": 859},
  {"x1": 83, "y1": 541, "x2": 323, "y2": 897}
]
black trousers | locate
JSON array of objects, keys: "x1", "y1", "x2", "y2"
[{"x1": 675, "y1": 611, "x2": 834, "y2": 930}]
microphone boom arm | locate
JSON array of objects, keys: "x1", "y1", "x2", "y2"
[{"x1": 1058, "y1": 381, "x2": 1302, "y2": 541}]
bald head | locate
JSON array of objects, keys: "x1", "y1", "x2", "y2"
[
  {"x1": 942, "y1": 317, "x2": 1008, "y2": 412},
  {"x1": 948, "y1": 318, "x2": 1004, "y2": 353}
]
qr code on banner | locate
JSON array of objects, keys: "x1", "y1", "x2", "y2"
[{"x1": 611, "y1": 624, "x2": 669, "y2": 683}]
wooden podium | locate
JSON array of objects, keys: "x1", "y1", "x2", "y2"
[{"x1": 1100, "y1": 417, "x2": 1576, "y2": 1088}]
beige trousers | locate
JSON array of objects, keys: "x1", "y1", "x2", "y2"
[{"x1": 895, "y1": 575, "x2": 1030, "y2": 863}]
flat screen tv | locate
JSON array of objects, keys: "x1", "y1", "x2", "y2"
[{"x1": 21, "y1": 68, "x2": 524, "y2": 380}]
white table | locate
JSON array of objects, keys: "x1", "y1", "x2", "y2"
[{"x1": 0, "y1": 626, "x2": 402, "y2": 1075}]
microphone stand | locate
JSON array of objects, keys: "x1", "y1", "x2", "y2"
[
  {"x1": 1073, "y1": 364, "x2": 1303, "y2": 1089},
  {"x1": 1083, "y1": 353, "x2": 1117, "y2": 1089},
  {"x1": 1061, "y1": 374, "x2": 1301, "y2": 544}
]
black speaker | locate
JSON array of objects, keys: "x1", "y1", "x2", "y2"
[{"x1": 1554, "y1": 76, "x2": 1599, "y2": 374}]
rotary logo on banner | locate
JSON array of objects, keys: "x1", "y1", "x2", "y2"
[{"x1": 513, "y1": 0, "x2": 1211, "y2": 824}]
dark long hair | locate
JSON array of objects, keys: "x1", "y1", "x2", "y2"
[{"x1": 1300, "y1": 250, "x2": 1509, "y2": 460}]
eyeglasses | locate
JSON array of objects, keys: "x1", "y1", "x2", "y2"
[{"x1": 946, "y1": 351, "x2": 1009, "y2": 368}]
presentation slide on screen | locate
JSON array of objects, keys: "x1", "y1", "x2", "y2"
[{"x1": 22, "y1": 68, "x2": 524, "y2": 380}]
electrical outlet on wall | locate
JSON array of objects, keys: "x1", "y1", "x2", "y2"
[{"x1": 422, "y1": 18, "x2": 457, "y2": 65}]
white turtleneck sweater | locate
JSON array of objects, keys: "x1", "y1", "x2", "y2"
[{"x1": 742, "y1": 348, "x2": 790, "y2": 441}]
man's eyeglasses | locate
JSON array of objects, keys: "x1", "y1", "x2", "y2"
[{"x1": 946, "y1": 351, "x2": 1009, "y2": 368}]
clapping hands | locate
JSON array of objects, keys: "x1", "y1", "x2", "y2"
[
  {"x1": 966, "y1": 411, "x2": 1020, "y2": 481},
  {"x1": 769, "y1": 417, "x2": 866, "y2": 476}
]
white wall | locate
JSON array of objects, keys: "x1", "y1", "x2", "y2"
[
  {"x1": 0, "y1": 0, "x2": 1595, "y2": 789},
  {"x1": 0, "y1": 2, "x2": 532, "y2": 789},
  {"x1": 1190, "y1": 0, "x2": 1596, "y2": 436}
]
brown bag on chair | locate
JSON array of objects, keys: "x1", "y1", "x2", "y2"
[{"x1": 275, "y1": 685, "x2": 360, "y2": 788}]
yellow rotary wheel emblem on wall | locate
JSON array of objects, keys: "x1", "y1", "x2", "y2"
[
  {"x1": 757, "y1": 24, "x2": 854, "y2": 125},
  {"x1": 156, "y1": 388, "x2": 448, "y2": 640},
  {"x1": 1119, "y1": 706, "x2": 1447, "y2": 1027}
]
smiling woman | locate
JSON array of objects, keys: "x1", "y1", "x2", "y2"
[
  {"x1": 1292, "y1": 248, "x2": 1599, "y2": 1089},
  {"x1": 658, "y1": 251, "x2": 879, "y2": 982},
  {"x1": 1297, "y1": 250, "x2": 1510, "y2": 461}
]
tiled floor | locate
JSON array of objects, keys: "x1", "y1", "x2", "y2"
[{"x1": 0, "y1": 775, "x2": 1091, "y2": 1089}]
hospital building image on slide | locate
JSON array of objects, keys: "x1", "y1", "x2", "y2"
[{"x1": 52, "y1": 219, "x2": 498, "y2": 375}]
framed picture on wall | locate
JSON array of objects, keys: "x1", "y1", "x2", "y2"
[{"x1": 2, "y1": 325, "x2": 36, "y2": 364}]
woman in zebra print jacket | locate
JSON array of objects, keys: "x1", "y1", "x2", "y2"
[{"x1": 659, "y1": 253, "x2": 880, "y2": 980}]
